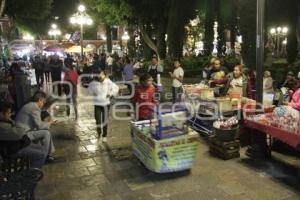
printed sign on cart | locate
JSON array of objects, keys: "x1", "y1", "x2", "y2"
[{"x1": 132, "y1": 128, "x2": 198, "y2": 173}]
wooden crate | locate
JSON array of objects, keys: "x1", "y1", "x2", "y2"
[{"x1": 209, "y1": 136, "x2": 240, "y2": 160}]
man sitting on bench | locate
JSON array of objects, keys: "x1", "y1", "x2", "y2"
[{"x1": 0, "y1": 102, "x2": 47, "y2": 169}]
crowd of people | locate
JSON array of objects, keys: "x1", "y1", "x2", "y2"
[
  {"x1": 1, "y1": 51, "x2": 300, "y2": 170},
  {"x1": 0, "y1": 51, "x2": 135, "y2": 168}
]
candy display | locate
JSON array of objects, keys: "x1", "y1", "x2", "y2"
[
  {"x1": 273, "y1": 106, "x2": 300, "y2": 119},
  {"x1": 213, "y1": 116, "x2": 239, "y2": 129},
  {"x1": 249, "y1": 113, "x2": 300, "y2": 134}
]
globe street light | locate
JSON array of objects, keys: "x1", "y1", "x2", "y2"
[
  {"x1": 78, "y1": 5, "x2": 86, "y2": 12},
  {"x1": 269, "y1": 28, "x2": 276, "y2": 35},
  {"x1": 276, "y1": 26, "x2": 282, "y2": 33},
  {"x1": 51, "y1": 24, "x2": 57, "y2": 29},
  {"x1": 269, "y1": 26, "x2": 288, "y2": 57},
  {"x1": 282, "y1": 27, "x2": 288, "y2": 34},
  {"x1": 48, "y1": 23, "x2": 61, "y2": 41},
  {"x1": 70, "y1": 4, "x2": 93, "y2": 59}
]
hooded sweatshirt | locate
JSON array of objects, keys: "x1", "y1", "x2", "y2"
[
  {"x1": 88, "y1": 78, "x2": 119, "y2": 106},
  {"x1": 0, "y1": 117, "x2": 29, "y2": 141}
]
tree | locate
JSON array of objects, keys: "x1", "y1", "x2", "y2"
[
  {"x1": 266, "y1": 0, "x2": 299, "y2": 64},
  {"x1": 83, "y1": 0, "x2": 130, "y2": 53},
  {"x1": 0, "y1": 23, "x2": 18, "y2": 42},
  {"x1": 286, "y1": 0, "x2": 299, "y2": 64},
  {"x1": 217, "y1": 0, "x2": 226, "y2": 56},
  {"x1": 0, "y1": 0, "x2": 6, "y2": 17},
  {"x1": 204, "y1": 0, "x2": 216, "y2": 55},
  {"x1": 167, "y1": 0, "x2": 197, "y2": 59},
  {"x1": 125, "y1": 0, "x2": 168, "y2": 59},
  {"x1": 4, "y1": 0, "x2": 53, "y2": 36},
  {"x1": 51, "y1": 0, "x2": 79, "y2": 32},
  {"x1": 219, "y1": 0, "x2": 238, "y2": 55},
  {"x1": 238, "y1": 0, "x2": 256, "y2": 68}
]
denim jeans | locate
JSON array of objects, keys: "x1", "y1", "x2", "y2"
[
  {"x1": 66, "y1": 88, "x2": 78, "y2": 118},
  {"x1": 26, "y1": 130, "x2": 55, "y2": 155},
  {"x1": 17, "y1": 143, "x2": 47, "y2": 169},
  {"x1": 94, "y1": 105, "x2": 110, "y2": 137}
]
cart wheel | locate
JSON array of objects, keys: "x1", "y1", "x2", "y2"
[
  {"x1": 182, "y1": 169, "x2": 191, "y2": 174},
  {"x1": 139, "y1": 161, "x2": 146, "y2": 168}
]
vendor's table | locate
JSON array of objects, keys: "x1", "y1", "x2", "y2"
[
  {"x1": 131, "y1": 121, "x2": 199, "y2": 173},
  {"x1": 244, "y1": 119, "x2": 300, "y2": 149}
]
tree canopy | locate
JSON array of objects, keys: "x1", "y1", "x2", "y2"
[
  {"x1": 1, "y1": 0, "x2": 299, "y2": 65},
  {"x1": 4, "y1": 0, "x2": 53, "y2": 35}
]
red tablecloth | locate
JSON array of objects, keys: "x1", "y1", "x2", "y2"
[{"x1": 244, "y1": 119, "x2": 300, "y2": 149}]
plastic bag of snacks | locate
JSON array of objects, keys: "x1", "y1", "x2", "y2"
[
  {"x1": 274, "y1": 106, "x2": 300, "y2": 119},
  {"x1": 213, "y1": 116, "x2": 239, "y2": 129}
]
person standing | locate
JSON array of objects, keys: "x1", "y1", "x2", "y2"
[
  {"x1": 92, "y1": 54, "x2": 101, "y2": 74},
  {"x1": 123, "y1": 57, "x2": 134, "y2": 94},
  {"x1": 64, "y1": 54, "x2": 74, "y2": 69},
  {"x1": 99, "y1": 53, "x2": 107, "y2": 72},
  {"x1": 63, "y1": 64, "x2": 79, "y2": 119},
  {"x1": 43, "y1": 56, "x2": 51, "y2": 84},
  {"x1": 132, "y1": 74, "x2": 156, "y2": 121},
  {"x1": 208, "y1": 58, "x2": 228, "y2": 96},
  {"x1": 225, "y1": 65, "x2": 252, "y2": 98},
  {"x1": 50, "y1": 56, "x2": 63, "y2": 96},
  {"x1": 32, "y1": 55, "x2": 44, "y2": 88},
  {"x1": 263, "y1": 70, "x2": 274, "y2": 94},
  {"x1": 88, "y1": 70, "x2": 119, "y2": 142},
  {"x1": 147, "y1": 57, "x2": 163, "y2": 84},
  {"x1": 112, "y1": 58, "x2": 123, "y2": 82},
  {"x1": 11, "y1": 62, "x2": 31, "y2": 109},
  {"x1": 169, "y1": 60, "x2": 184, "y2": 103},
  {"x1": 106, "y1": 54, "x2": 113, "y2": 75}
]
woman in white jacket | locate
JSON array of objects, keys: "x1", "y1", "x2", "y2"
[{"x1": 88, "y1": 70, "x2": 119, "y2": 142}]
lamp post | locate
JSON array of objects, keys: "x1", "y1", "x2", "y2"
[
  {"x1": 70, "y1": 4, "x2": 93, "y2": 59},
  {"x1": 48, "y1": 23, "x2": 61, "y2": 41},
  {"x1": 256, "y1": 0, "x2": 265, "y2": 103},
  {"x1": 269, "y1": 26, "x2": 288, "y2": 57}
]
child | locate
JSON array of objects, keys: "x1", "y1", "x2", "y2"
[{"x1": 132, "y1": 74, "x2": 157, "y2": 121}]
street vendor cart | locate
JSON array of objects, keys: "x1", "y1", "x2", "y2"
[
  {"x1": 131, "y1": 120, "x2": 199, "y2": 173},
  {"x1": 182, "y1": 84, "x2": 242, "y2": 136}
]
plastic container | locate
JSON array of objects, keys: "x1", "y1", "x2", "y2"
[
  {"x1": 229, "y1": 91, "x2": 242, "y2": 99},
  {"x1": 264, "y1": 105, "x2": 275, "y2": 113},
  {"x1": 199, "y1": 88, "x2": 214, "y2": 100},
  {"x1": 213, "y1": 125, "x2": 239, "y2": 142},
  {"x1": 216, "y1": 98, "x2": 232, "y2": 112}
]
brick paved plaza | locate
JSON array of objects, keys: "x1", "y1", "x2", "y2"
[{"x1": 35, "y1": 86, "x2": 300, "y2": 200}]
